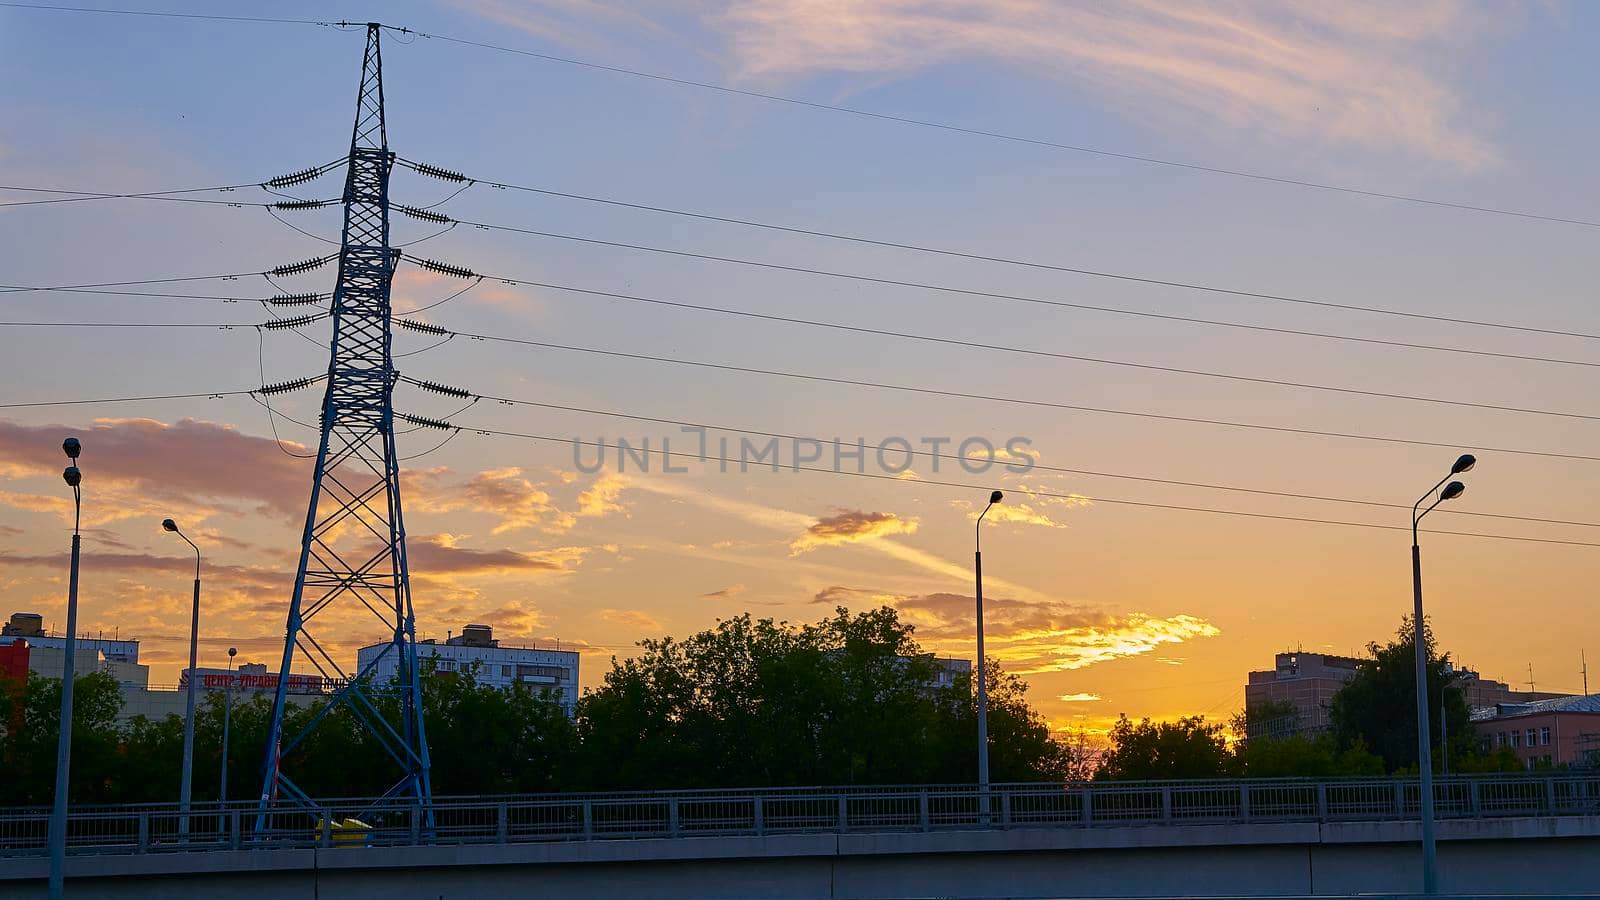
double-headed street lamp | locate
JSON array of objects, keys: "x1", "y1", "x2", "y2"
[
  {"x1": 162, "y1": 518, "x2": 202, "y2": 839},
  {"x1": 48, "y1": 437, "x2": 83, "y2": 900},
  {"x1": 1410, "y1": 452, "x2": 1475, "y2": 895},
  {"x1": 975, "y1": 490, "x2": 1003, "y2": 808}
]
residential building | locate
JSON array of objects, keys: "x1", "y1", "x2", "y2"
[
  {"x1": 1245, "y1": 652, "x2": 1361, "y2": 736},
  {"x1": 1471, "y1": 695, "x2": 1600, "y2": 769},
  {"x1": 1, "y1": 611, "x2": 140, "y2": 664},
  {"x1": 928, "y1": 656, "x2": 972, "y2": 690},
  {"x1": 1246, "y1": 649, "x2": 1565, "y2": 739},
  {"x1": 356, "y1": 624, "x2": 580, "y2": 715}
]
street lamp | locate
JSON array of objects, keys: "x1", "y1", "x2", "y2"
[
  {"x1": 1410, "y1": 453, "x2": 1474, "y2": 895},
  {"x1": 48, "y1": 437, "x2": 83, "y2": 900},
  {"x1": 162, "y1": 518, "x2": 201, "y2": 840},
  {"x1": 221, "y1": 647, "x2": 236, "y2": 806},
  {"x1": 975, "y1": 489, "x2": 1002, "y2": 816}
]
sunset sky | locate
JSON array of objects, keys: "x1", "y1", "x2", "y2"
[{"x1": 2, "y1": 1, "x2": 1597, "y2": 740}]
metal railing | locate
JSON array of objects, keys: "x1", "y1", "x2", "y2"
[{"x1": 3, "y1": 773, "x2": 1598, "y2": 858}]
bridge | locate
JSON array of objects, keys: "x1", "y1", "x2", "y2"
[{"x1": 3, "y1": 774, "x2": 1598, "y2": 898}]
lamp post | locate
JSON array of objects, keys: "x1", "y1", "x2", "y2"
[
  {"x1": 975, "y1": 489, "x2": 1002, "y2": 818},
  {"x1": 48, "y1": 437, "x2": 83, "y2": 900},
  {"x1": 1410, "y1": 453, "x2": 1474, "y2": 895},
  {"x1": 162, "y1": 518, "x2": 201, "y2": 840},
  {"x1": 221, "y1": 647, "x2": 236, "y2": 806}
]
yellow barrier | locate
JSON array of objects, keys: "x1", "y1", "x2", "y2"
[{"x1": 315, "y1": 816, "x2": 372, "y2": 848}]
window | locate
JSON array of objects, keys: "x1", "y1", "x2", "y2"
[
  {"x1": 1540, "y1": 726, "x2": 1551, "y2": 746},
  {"x1": 1494, "y1": 732, "x2": 1504, "y2": 747},
  {"x1": 501, "y1": 665, "x2": 512, "y2": 677},
  {"x1": 1510, "y1": 731, "x2": 1521, "y2": 748},
  {"x1": 1526, "y1": 728, "x2": 1537, "y2": 747}
]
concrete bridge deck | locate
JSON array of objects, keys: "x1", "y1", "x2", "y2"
[{"x1": 4, "y1": 776, "x2": 1599, "y2": 898}]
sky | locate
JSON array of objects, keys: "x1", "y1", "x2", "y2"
[{"x1": 1, "y1": 0, "x2": 1598, "y2": 740}]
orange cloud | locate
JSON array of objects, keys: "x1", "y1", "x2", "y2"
[
  {"x1": 576, "y1": 472, "x2": 628, "y2": 519},
  {"x1": 702, "y1": 583, "x2": 747, "y2": 599},
  {"x1": 789, "y1": 509, "x2": 919, "y2": 555},
  {"x1": 891, "y1": 591, "x2": 1220, "y2": 673}
]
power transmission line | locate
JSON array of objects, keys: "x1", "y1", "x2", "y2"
[
  {"x1": 0, "y1": 158, "x2": 345, "y2": 209},
  {"x1": 1, "y1": 184, "x2": 264, "y2": 209},
  {"x1": 0, "y1": 285, "x2": 318, "y2": 304},
  {"x1": 399, "y1": 376, "x2": 1600, "y2": 531},
  {"x1": 19, "y1": 172, "x2": 1599, "y2": 353},
  {"x1": 392, "y1": 325, "x2": 1598, "y2": 463},
  {"x1": 418, "y1": 212, "x2": 1600, "y2": 345},
  {"x1": 0, "y1": 257, "x2": 337, "y2": 295},
  {"x1": 398, "y1": 160, "x2": 1600, "y2": 344},
  {"x1": 0, "y1": 388, "x2": 266, "y2": 409},
  {"x1": 383, "y1": 32, "x2": 1600, "y2": 231},
  {"x1": 435, "y1": 425, "x2": 1600, "y2": 550},
  {"x1": 0, "y1": 2, "x2": 344, "y2": 27},
  {"x1": 398, "y1": 273, "x2": 1599, "y2": 423}
]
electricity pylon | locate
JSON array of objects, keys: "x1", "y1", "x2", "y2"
[{"x1": 257, "y1": 23, "x2": 432, "y2": 824}]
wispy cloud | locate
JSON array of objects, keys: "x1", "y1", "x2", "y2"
[
  {"x1": 463, "y1": 0, "x2": 1504, "y2": 168},
  {"x1": 701, "y1": 582, "x2": 747, "y2": 599},
  {"x1": 599, "y1": 607, "x2": 663, "y2": 630},
  {"x1": 711, "y1": 0, "x2": 1499, "y2": 167},
  {"x1": 1058, "y1": 692, "x2": 1103, "y2": 703}
]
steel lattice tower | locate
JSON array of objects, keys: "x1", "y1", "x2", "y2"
[{"x1": 258, "y1": 23, "x2": 432, "y2": 821}]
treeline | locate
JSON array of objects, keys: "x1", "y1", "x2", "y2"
[
  {"x1": 0, "y1": 611, "x2": 1528, "y2": 807},
  {"x1": 0, "y1": 608, "x2": 1076, "y2": 805},
  {"x1": 1095, "y1": 619, "x2": 1527, "y2": 780}
]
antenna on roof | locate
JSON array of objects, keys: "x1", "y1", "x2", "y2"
[
  {"x1": 1526, "y1": 662, "x2": 1536, "y2": 693},
  {"x1": 1582, "y1": 650, "x2": 1589, "y2": 697}
]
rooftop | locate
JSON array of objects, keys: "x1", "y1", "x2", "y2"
[{"x1": 1471, "y1": 694, "x2": 1600, "y2": 722}]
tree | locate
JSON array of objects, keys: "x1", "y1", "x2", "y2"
[
  {"x1": 1328, "y1": 616, "x2": 1475, "y2": 773},
  {"x1": 575, "y1": 606, "x2": 1078, "y2": 789},
  {"x1": 1095, "y1": 715, "x2": 1232, "y2": 780},
  {"x1": 1232, "y1": 699, "x2": 1300, "y2": 743},
  {"x1": 0, "y1": 671, "x2": 124, "y2": 805}
]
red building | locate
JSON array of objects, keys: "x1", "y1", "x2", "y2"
[
  {"x1": 1472, "y1": 695, "x2": 1600, "y2": 768},
  {"x1": 0, "y1": 639, "x2": 27, "y2": 687}
]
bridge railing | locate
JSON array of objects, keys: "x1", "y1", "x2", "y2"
[{"x1": 3, "y1": 773, "x2": 1598, "y2": 857}]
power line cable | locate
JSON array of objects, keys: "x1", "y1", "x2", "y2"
[
  {"x1": 400, "y1": 326, "x2": 1597, "y2": 463},
  {"x1": 431, "y1": 214, "x2": 1600, "y2": 346},
  {"x1": 402, "y1": 160, "x2": 1600, "y2": 345},
  {"x1": 1, "y1": 185, "x2": 265, "y2": 209},
  {"x1": 0, "y1": 257, "x2": 338, "y2": 295},
  {"x1": 403, "y1": 376, "x2": 1600, "y2": 530},
  {"x1": 386, "y1": 33, "x2": 1600, "y2": 230},
  {"x1": 0, "y1": 157, "x2": 345, "y2": 209},
  {"x1": 443, "y1": 425, "x2": 1600, "y2": 550},
  {"x1": 0, "y1": 388, "x2": 268, "y2": 409},
  {"x1": 0, "y1": 2, "x2": 346, "y2": 27},
  {"x1": 403, "y1": 269, "x2": 1599, "y2": 423}
]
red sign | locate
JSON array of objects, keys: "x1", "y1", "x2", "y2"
[{"x1": 180, "y1": 669, "x2": 346, "y2": 694}]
